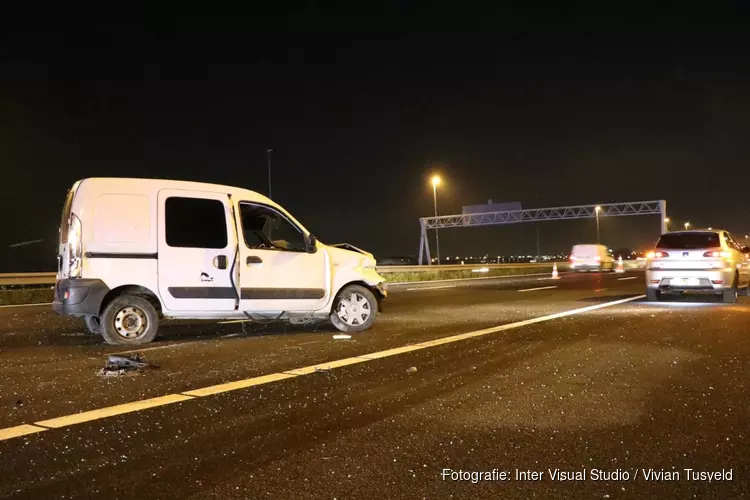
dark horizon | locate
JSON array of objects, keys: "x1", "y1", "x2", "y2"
[{"x1": 3, "y1": 7, "x2": 750, "y2": 269}]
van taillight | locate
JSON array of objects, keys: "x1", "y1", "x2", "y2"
[{"x1": 68, "y1": 213, "x2": 83, "y2": 278}]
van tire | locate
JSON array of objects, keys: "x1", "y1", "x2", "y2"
[
  {"x1": 100, "y1": 295, "x2": 160, "y2": 345},
  {"x1": 330, "y1": 284, "x2": 378, "y2": 333},
  {"x1": 83, "y1": 315, "x2": 102, "y2": 335}
]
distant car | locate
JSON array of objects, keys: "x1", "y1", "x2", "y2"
[
  {"x1": 645, "y1": 229, "x2": 750, "y2": 303},
  {"x1": 569, "y1": 244, "x2": 615, "y2": 272}
]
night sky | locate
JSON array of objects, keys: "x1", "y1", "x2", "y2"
[{"x1": 3, "y1": 6, "x2": 750, "y2": 270}]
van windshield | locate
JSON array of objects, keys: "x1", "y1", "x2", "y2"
[{"x1": 656, "y1": 232, "x2": 720, "y2": 249}]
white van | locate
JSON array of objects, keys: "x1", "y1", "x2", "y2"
[
  {"x1": 569, "y1": 244, "x2": 615, "y2": 272},
  {"x1": 53, "y1": 178, "x2": 387, "y2": 345}
]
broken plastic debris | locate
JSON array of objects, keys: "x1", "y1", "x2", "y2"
[
  {"x1": 333, "y1": 334, "x2": 352, "y2": 340},
  {"x1": 98, "y1": 354, "x2": 159, "y2": 377},
  {"x1": 406, "y1": 366, "x2": 418, "y2": 373}
]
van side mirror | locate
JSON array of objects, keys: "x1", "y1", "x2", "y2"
[{"x1": 306, "y1": 234, "x2": 318, "y2": 253}]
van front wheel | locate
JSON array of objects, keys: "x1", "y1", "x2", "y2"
[
  {"x1": 330, "y1": 285, "x2": 378, "y2": 333},
  {"x1": 100, "y1": 295, "x2": 159, "y2": 345}
]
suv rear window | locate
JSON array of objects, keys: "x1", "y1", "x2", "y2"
[{"x1": 656, "y1": 232, "x2": 720, "y2": 249}]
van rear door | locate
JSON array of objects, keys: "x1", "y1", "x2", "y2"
[{"x1": 157, "y1": 189, "x2": 238, "y2": 313}]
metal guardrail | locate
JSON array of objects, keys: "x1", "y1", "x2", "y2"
[
  {"x1": 0, "y1": 261, "x2": 641, "y2": 286},
  {"x1": 0, "y1": 272, "x2": 57, "y2": 286},
  {"x1": 377, "y1": 262, "x2": 570, "y2": 273}
]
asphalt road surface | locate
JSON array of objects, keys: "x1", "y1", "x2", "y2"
[{"x1": 1, "y1": 270, "x2": 747, "y2": 499}]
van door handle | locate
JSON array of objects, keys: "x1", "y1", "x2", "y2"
[
  {"x1": 246, "y1": 256, "x2": 263, "y2": 265},
  {"x1": 214, "y1": 255, "x2": 228, "y2": 269}
]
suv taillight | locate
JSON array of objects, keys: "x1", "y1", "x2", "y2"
[{"x1": 703, "y1": 250, "x2": 731, "y2": 258}]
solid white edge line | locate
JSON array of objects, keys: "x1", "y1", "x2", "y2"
[
  {"x1": 405, "y1": 285, "x2": 457, "y2": 291},
  {"x1": 517, "y1": 285, "x2": 559, "y2": 292},
  {"x1": 0, "y1": 302, "x2": 53, "y2": 309},
  {"x1": 0, "y1": 294, "x2": 645, "y2": 442},
  {"x1": 618, "y1": 277, "x2": 638, "y2": 281}
]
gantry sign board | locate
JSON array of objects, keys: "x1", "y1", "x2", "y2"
[{"x1": 417, "y1": 200, "x2": 667, "y2": 265}]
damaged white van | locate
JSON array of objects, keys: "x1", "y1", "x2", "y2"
[{"x1": 53, "y1": 178, "x2": 387, "y2": 345}]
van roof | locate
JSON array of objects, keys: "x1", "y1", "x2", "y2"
[
  {"x1": 71, "y1": 176, "x2": 305, "y2": 230},
  {"x1": 78, "y1": 177, "x2": 267, "y2": 198}
]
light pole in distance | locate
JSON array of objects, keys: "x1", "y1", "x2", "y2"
[
  {"x1": 431, "y1": 175, "x2": 441, "y2": 264},
  {"x1": 266, "y1": 149, "x2": 273, "y2": 199}
]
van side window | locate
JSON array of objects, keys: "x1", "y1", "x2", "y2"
[
  {"x1": 165, "y1": 197, "x2": 228, "y2": 249},
  {"x1": 239, "y1": 203, "x2": 306, "y2": 252}
]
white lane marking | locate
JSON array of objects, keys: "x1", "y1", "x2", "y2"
[
  {"x1": 618, "y1": 277, "x2": 637, "y2": 281},
  {"x1": 387, "y1": 271, "x2": 572, "y2": 286},
  {"x1": 34, "y1": 394, "x2": 195, "y2": 429},
  {"x1": 0, "y1": 302, "x2": 52, "y2": 309},
  {"x1": 518, "y1": 285, "x2": 558, "y2": 292},
  {"x1": 218, "y1": 319, "x2": 249, "y2": 324},
  {"x1": 405, "y1": 285, "x2": 457, "y2": 291},
  {"x1": 109, "y1": 343, "x2": 193, "y2": 356},
  {"x1": 182, "y1": 373, "x2": 296, "y2": 397},
  {"x1": 0, "y1": 424, "x2": 47, "y2": 440},
  {"x1": 0, "y1": 294, "x2": 644, "y2": 442}
]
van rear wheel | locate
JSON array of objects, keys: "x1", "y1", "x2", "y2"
[
  {"x1": 100, "y1": 295, "x2": 159, "y2": 345},
  {"x1": 330, "y1": 285, "x2": 378, "y2": 333},
  {"x1": 83, "y1": 315, "x2": 102, "y2": 335}
]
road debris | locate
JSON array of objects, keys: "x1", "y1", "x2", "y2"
[
  {"x1": 406, "y1": 366, "x2": 418, "y2": 374},
  {"x1": 98, "y1": 354, "x2": 159, "y2": 377},
  {"x1": 333, "y1": 334, "x2": 352, "y2": 340}
]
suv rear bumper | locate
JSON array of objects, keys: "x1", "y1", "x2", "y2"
[
  {"x1": 645, "y1": 268, "x2": 735, "y2": 292},
  {"x1": 52, "y1": 279, "x2": 110, "y2": 318}
]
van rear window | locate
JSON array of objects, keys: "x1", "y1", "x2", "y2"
[
  {"x1": 656, "y1": 232, "x2": 720, "y2": 249},
  {"x1": 59, "y1": 183, "x2": 78, "y2": 244}
]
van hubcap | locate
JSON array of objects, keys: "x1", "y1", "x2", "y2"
[
  {"x1": 114, "y1": 306, "x2": 148, "y2": 339},
  {"x1": 337, "y1": 292, "x2": 371, "y2": 326}
]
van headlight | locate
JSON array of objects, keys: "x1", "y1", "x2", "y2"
[{"x1": 68, "y1": 213, "x2": 82, "y2": 278}]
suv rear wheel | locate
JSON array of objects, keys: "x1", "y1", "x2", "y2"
[
  {"x1": 723, "y1": 275, "x2": 739, "y2": 303},
  {"x1": 646, "y1": 288, "x2": 661, "y2": 302}
]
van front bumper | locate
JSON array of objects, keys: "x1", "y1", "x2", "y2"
[{"x1": 53, "y1": 279, "x2": 110, "y2": 318}]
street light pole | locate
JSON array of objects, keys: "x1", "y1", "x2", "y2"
[
  {"x1": 595, "y1": 206, "x2": 601, "y2": 243},
  {"x1": 266, "y1": 149, "x2": 273, "y2": 199},
  {"x1": 431, "y1": 176, "x2": 441, "y2": 265},
  {"x1": 433, "y1": 182, "x2": 440, "y2": 265}
]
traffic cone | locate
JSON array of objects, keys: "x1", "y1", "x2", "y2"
[
  {"x1": 615, "y1": 256, "x2": 625, "y2": 273},
  {"x1": 551, "y1": 262, "x2": 560, "y2": 279}
]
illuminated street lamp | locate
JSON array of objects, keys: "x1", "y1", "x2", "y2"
[
  {"x1": 664, "y1": 217, "x2": 671, "y2": 232},
  {"x1": 684, "y1": 222, "x2": 690, "y2": 230},
  {"x1": 595, "y1": 206, "x2": 602, "y2": 243},
  {"x1": 431, "y1": 175, "x2": 442, "y2": 265}
]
